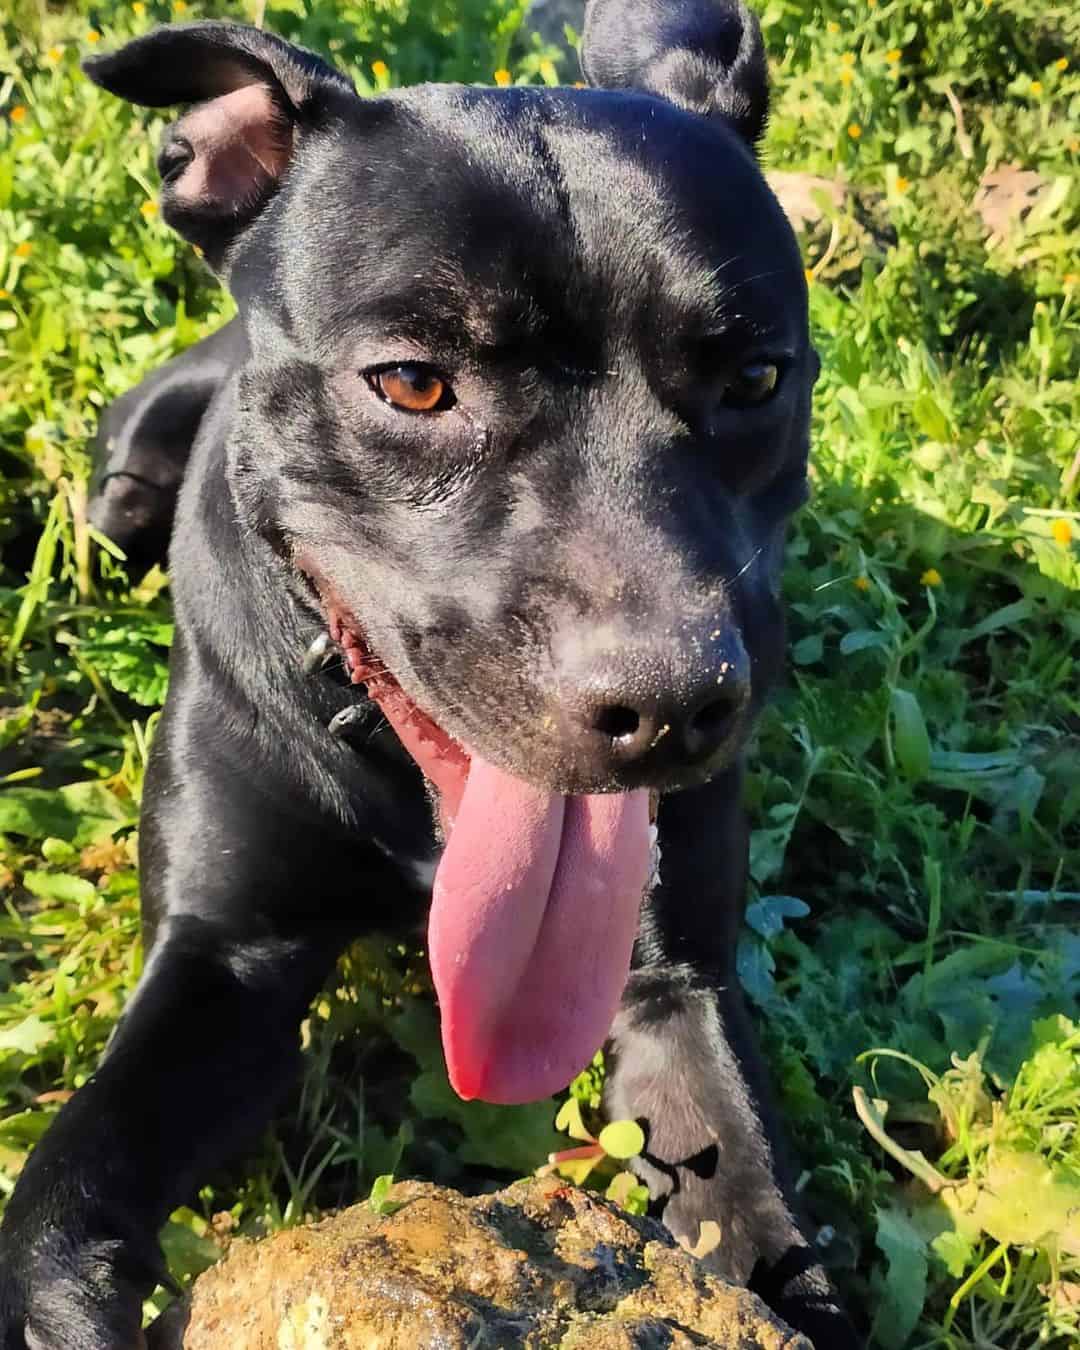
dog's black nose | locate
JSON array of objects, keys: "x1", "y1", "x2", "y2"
[
  {"x1": 554, "y1": 627, "x2": 751, "y2": 782},
  {"x1": 591, "y1": 680, "x2": 745, "y2": 766},
  {"x1": 587, "y1": 681, "x2": 744, "y2": 766}
]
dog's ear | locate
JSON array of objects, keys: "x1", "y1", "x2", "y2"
[
  {"x1": 84, "y1": 23, "x2": 356, "y2": 267},
  {"x1": 580, "y1": 0, "x2": 768, "y2": 147}
]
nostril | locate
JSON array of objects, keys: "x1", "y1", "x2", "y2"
[
  {"x1": 684, "y1": 693, "x2": 741, "y2": 758},
  {"x1": 593, "y1": 704, "x2": 641, "y2": 742},
  {"x1": 690, "y1": 696, "x2": 736, "y2": 739}
]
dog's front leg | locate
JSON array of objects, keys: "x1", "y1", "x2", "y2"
[
  {"x1": 0, "y1": 915, "x2": 345, "y2": 1350},
  {"x1": 605, "y1": 766, "x2": 860, "y2": 1347}
]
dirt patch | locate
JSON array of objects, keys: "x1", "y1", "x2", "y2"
[{"x1": 164, "y1": 1178, "x2": 809, "y2": 1349}]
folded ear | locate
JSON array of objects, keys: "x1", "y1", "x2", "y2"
[
  {"x1": 581, "y1": 0, "x2": 768, "y2": 147},
  {"x1": 84, "y1": 23, "x2": 356, "y2": 268}
]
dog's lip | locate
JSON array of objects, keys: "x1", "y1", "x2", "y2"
[{"x1": 296, "y1": 556, "x2": 471, "y2": 812}]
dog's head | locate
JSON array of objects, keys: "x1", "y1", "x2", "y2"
[
  {"x1": 86, "y1": 1, "x2": 812, "y2": 798},
  {"x1": 87, "y1": 2, "x2": 815, "y2": 1103}
]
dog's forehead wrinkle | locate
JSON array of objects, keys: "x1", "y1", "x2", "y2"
[
  {"x1": 276, "y1": 84, "x2": 794, "y2": 365},
  {"x1": 536, "y1": 119, "x2": 786, "y2": 323},
  {"x1": 361, "y1": 283, "x2": 553, "y2": 357}
]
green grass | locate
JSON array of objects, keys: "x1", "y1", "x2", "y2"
[{"x1": 1, "y1": 0, "x2": 1078, "y2": 1344}]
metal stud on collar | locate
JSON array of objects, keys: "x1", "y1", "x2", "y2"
[
  {"x1": 328, "y1": 704, "x2": 368, "y2": 739},
  {"x1": 302, "y1": 630, "x2": 340, "y2": 676}
]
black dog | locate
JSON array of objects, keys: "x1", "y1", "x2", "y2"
[{"x1": 0, "y1": 3, "x2": 857, "y2": 1345}]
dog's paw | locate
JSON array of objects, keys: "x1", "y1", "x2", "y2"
[
  {"x1": 0, "y1": 1228, "x2": 157, "y2": 1350},
  {"x1": 657, "y1": 1192, "x2": 862, "y2": 1347},
  {"x1": 749, "y1": 1245, "x2": 864, "y2": 1349}
]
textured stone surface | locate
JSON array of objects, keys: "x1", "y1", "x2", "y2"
[{"x1": 170, "y1": 1177, "x2": 810, "y2": 1349}]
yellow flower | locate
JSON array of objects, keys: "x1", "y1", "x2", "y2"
[
  {"x1": 867, "y1": 0, "x2": 876, "y2": 9},
  {"x1": 920, "y1": 568, "x2": 942, "y2": 587},
  {"x1": 494, "y1": 68, "x2": 512, "y2": 87},
  {"x1": 1064, "y1": 273, "x2": 1079, "y2": 286},
  {"x1": 1051, "y1": 519, "x2": 1073, "y2": 547},
  {"x1": 133, "y1": 1, "x2": 145, "y2": 11},
  {"x1": 573, "y1": 80, "x2": 586, "y2": 88},
  {"x1": 895, "y1": 175, "x2": 910, "y2": 192},
  {"x1": 86, "y1": 29, "x2": 101, "y2": 42},
  {"x1": 10, "y1": 105, "x2": 27, "y2": 123},
  {"x1": 139, "y1": 200, "x2": 158, "y2": 218},
  {"x1": 1055, "y1": 57, "x2": 1068, "y2": 71},
  {"x1": 173, "y1": 0, "x2": 187, "y2": 12},
  {"x1": 827, "y1": 21, "x2": 840, "y2": 33},
  {"x1": 0, "y1": 288, "x2": 9, "y2": 299},
  {"x1": 539, "y1": 58, "x2": 558, "y2": 84},
  {"x1": 847, "y1": 122, "x2": 862, "y2": 139},
  {"x1": 804, "y1": 267, "x2": 815, "y2": 284},
  {"x1": 371, "y1": 59, "x2": 389, "y2": 80},
  {"x1": 854, "y1": 574, "x2": 871, "y2": 592},
  {"x1": 886, "y1": 48, "x2": 902, "y2": 63},
  {"x1": 14, "y1": 241, "x2": 32, "y2": 258},
  {"x1": 839, "y1": 67, "x2": 854, "y2": 86},
  {"x1": 1069, "y1": 139, "x2": 1080, "y2": 153},
  {"x1": 841, "y1": 51, "x2": 856, "y2": 65},
  {"x1": 46, "y1": 45, "x2": 62, "y2": 63},
  {"x1": 1030, "y1": 80, "x2": 1043, "y2": 95}
]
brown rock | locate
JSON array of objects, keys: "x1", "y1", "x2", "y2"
[
  {"x1": 167, "y1": 1178, "x2": 809, "y2": 1349},
  {"x1": 972, "y1": 163, "x2": 1052, "y2": 248},
  {"x1": 765, "y1": 172, "x2": 847, "y2": 234}
]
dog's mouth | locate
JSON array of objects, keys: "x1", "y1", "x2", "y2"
[{"x1": 302, "y1": 562, "x2": 655, "y2": 1107}]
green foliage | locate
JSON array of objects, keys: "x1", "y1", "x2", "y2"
[
  {"x1": 547, "y1": 1096, "x2": 651, "y2": 1212},
  {"x1": 596, "y1": 1119, "x2": 644, "y2": 1160},
  {"x1": 388, "y1": 998, "x2": 563, "y2": 1176},
  {"x1": 873, "y1": 1206, "x2": 929, "y2": 1350},
  {"x1": 858, "y1": 1019, "x2": 1080, "y2": 1346},
  {"x1": 366, "y1": 1173, "x2": 406, "y2": 1216},
  {"x1": 0, "y1": 0, "x2": 1077, "y2": 1344},
  {"x1": 257, "y1": 0, "x2": 566, "y2": 88},
  {"x1": 78, "y1": 615, "x2": 172, "y2": 707}
]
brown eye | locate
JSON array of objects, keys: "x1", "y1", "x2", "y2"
[
  {"x1": 723, "y1": 360, "x2": 780, "y2": 408},
  {"x1": 370, "y1": 364, "x2": 451, "y2": 413}
]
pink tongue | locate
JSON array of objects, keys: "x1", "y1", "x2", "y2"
[{"x1": 428, "y1": 756, "x2": 652, "y2": 1104}]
